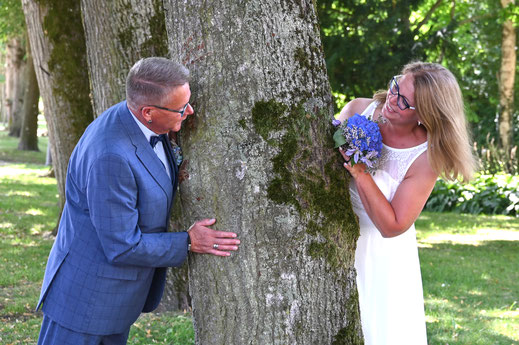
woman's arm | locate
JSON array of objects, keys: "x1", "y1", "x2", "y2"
[
  {"x1": 337, "y1": 98, "x2": 373, "y2": 122},
  {"x1": 343, "y1": 150, "x2": 437, "y2": 237}
]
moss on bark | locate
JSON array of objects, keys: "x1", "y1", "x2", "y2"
[
  {"x1": 36, "y1": 0, "x2": 93, "y2": 139},
  {"x1": 251, "y1": 99, "x2": 359, "y2": 270}
]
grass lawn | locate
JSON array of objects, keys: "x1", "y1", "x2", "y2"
[
  {"x1": 0, "y1": 129, "x2": 517, "y2": 344},
  {"x1": 417, "y1": 212, "x2": 519, "y2": 344}
]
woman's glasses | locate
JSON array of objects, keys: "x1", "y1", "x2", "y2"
[{"x1": 389, "y1": 76, "x2": 415, "y2": 110}]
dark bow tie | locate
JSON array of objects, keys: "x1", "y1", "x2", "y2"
[{"x1": 149, "y1": 134, "x2": 166, "y2": 148}]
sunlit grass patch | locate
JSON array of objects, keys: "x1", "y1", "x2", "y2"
[{"x1": 417, "y1": 212, "x2": 519, "y2": 345}]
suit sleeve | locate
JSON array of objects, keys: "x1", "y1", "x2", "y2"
[{"x1": 86, "y1": 153, "x2": 188, "y2": 267}]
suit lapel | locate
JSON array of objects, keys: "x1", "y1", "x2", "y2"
[{"x1": 118, "y1": 103, "x2": 174, "y2": 204}]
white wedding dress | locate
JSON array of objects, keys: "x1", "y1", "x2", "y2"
[{"x1": 350, "y1": 102, "x2": 428, "y2": 345}]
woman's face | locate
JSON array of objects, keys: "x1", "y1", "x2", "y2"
[{"x1": 381, "y1": 73, "x2": 418, "y2": 124}]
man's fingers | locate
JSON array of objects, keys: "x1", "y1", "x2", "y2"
[
  {"x1": 215, "y1": 238, "x2": 240, "y2": 245},
  {"x1": 212, "y1": 244, "x2": 239, "y2": 251},
  {"x1": 210, "y1": 250, "x2": 231, "y2": 257},
  {"x1": 212, "y1": 230, "x2": 238, "y2": 238},
  {"x1": 195, "y1": 218, "x2": 216, "y2": 227}
]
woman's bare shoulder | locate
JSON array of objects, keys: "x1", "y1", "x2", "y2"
[{"x1": 338, "y1": 98, "x2": 374, "y2": 122}]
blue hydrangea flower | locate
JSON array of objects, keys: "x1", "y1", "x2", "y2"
[{"x1": 332, "y1": 113, "x2": 383, "y2": 173}]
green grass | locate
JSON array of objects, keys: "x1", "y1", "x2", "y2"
[
  {"x1": 0, "y1": 163, "x2": 57, "y2": 344},
  {"x1": 0, "y1": 128, "x2": 48, "y2": 165},
  {"x1": 0, "y1": 129, "x2": 517, "y2": 344},
  {"x1": 418, "y1": 212, "x2": 519, "y2": 344}
]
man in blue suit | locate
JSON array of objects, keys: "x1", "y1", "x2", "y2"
[{"x1": 36, "y1": 57, "x2": 241, "y2": 344}]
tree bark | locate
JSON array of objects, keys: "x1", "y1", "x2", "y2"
[
  {"x1": 18, "y1": 38, "x2": 40, "y2": 151},
  {"x1": 498, "y1": 0, "x2": 516, "y2": 152},
  {"x1": 22, "y1": 0, "x2": 93, "y2": 222},
  {"x1": 5, "y1": 37, "x2": 26, "y2": 138},
  {"x1": 80, "y1": 0, "x2": 169, "y2": 117},
  {"x1": 165, "y1": 1, "x2": 362, "y2": 344}
]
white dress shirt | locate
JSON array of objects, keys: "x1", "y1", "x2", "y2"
[{"x1": 128, "y1": 106, "x2": 171, "y2": 178}]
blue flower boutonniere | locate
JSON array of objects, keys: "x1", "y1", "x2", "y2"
[{"x1": 333, "y1": 113, "x2": 383, "y2": 173}]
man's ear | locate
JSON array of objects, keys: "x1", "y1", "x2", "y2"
[{"x1": 139, "y1": 106, "x2": 153, "y2": 123}]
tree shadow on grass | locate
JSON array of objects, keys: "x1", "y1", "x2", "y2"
[{"x1": 420, "y1": 240, "x2": 518, "y2": 345}]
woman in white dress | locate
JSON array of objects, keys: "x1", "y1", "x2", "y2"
[{"x1": 337, "y1": 62, "x2": 476, "y2": 345}]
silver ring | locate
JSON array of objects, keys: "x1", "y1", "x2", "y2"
[{"x1": 213, "y1": 244, "x2": 219, "y2": 249}]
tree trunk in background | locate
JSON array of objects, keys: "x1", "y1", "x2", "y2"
[
  {"x1": 5, "y1": 37, "x2": 26, "y2": 138},
  {"x1": 80, "y1": 0, "x2": 188, "y2": 310},
  {"x1": 22, "y1": 0, "x2": 93, "y2": 228},
  {"x1": 165, "y1": 1, "x2": 362, "y2": 344},
  {"x1": 498, "y1": 0, "x2": 516, "y2": 152},
  {"x1": 18, "y1": 38, "x2": 40, "y2": 151},
  {"x1": 0, "y1": 49, "x2": 5, "y2": 123},
  {"x1": 80, "y1": 0, "x2": 169, "y2": 116}
]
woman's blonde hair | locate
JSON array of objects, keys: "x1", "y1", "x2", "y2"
[{"x1": 373, "y1": 61, "x2": 476, "y2": 181}]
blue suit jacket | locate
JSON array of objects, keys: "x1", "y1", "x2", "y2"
[{"x1": 37, "y1": 101, "x2": 189, "y2": 335}]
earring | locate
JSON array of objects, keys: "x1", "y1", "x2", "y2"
[{"x1": 148, "y1": 120, "x2": 152, "y2": 124}]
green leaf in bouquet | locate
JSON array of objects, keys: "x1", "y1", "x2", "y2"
[{"x1": 333, "y1": 128, "x2": 347, "y2": 148}]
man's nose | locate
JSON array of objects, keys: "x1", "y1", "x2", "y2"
[{"x1": 186, "y1": 103, "x2": 194, "y2": 116}]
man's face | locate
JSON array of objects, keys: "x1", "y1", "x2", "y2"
[{"x1": 145, "y1": 83, "x2": 194, "y2": 134}]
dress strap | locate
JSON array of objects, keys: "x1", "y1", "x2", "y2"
[
  {"x1": 403, "y1": 143, "x2": 428, "y2": 173},
  {"x1": 360, "y1": 101, "x2": 379, "y2": 121}
]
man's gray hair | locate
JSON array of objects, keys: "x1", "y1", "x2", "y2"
[{"x1": 126, "y1": 57, "x2": 189, "y2": 109}]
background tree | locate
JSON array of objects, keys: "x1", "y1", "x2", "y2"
[
  {"x1": 17, "y1": 37, "x2": 39, "y2": 151},
  {"x1": 4, "y1": 36, "x2": 24, "y2": 137},
  {"x1": 166, "y1": 1, "x2": 362, "y2": 344},
  {"x1": 0, "y1": 0, "x2": 26, "y2": 137},
  {"x1": 498, "y1": 0, "x2": 517, "y2": 153},
  {"x1": 22, "y1": 0, "x2": 93, "y2": 227}
]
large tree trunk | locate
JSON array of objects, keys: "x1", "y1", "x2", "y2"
[
  {"x1": 80, "y1": 0, "x2": 169, "y2": 117},
  {"x1": 18, "y1": 38, "x2": 40, "y2": 152},
  {"x1": 22, "y1": 0, "x2": 93, "y2": 225},
  {"x1": 165, "y1": 1, "x2": 362, "y2": 344},
  {"x1": 5, "y1": 37, "x2": 26, "y2": 138},
  {"x1": 80, "y1": 0, "x2": 188, "y2": 310},
  {"x1": 498, "y1": 0, "x2": 516, "y2": 152}
]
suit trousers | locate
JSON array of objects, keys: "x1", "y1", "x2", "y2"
[{"x1": 37, "y1": 314, "x2": 131, "y2": 345}]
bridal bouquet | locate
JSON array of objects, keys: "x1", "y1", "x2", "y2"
[{"x1": 333, "y1": 114, "x2": 383, "y2": 173}]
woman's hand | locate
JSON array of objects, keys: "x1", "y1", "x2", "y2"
[{"x1": 339, "y1": 147, "x2": 369, "y2": 179}]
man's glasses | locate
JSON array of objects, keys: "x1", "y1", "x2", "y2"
[
  {"x1": 144, "y1": 103, "x2": 190, "y2": 118},
  {"x1": 389, "y1": 76, "x2": 415, "y2": 111}
]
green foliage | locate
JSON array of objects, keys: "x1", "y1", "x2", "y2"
[
  {"x1": 317, "y1": 0, "x2": 519, "y2": 148},
  {"x1": 0, "y1": 0, "x2": 25, "y2": 44},
  {"x1": 425, "y1": 174, "x2": 519, "y2": 216},
  {"x1": 317, "y1": 0, "x2": 426, "y2": 108}
]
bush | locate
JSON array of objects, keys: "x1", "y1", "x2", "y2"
[{"x1": 425, "y1": 174, "x2": 519, "y2": 216}]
